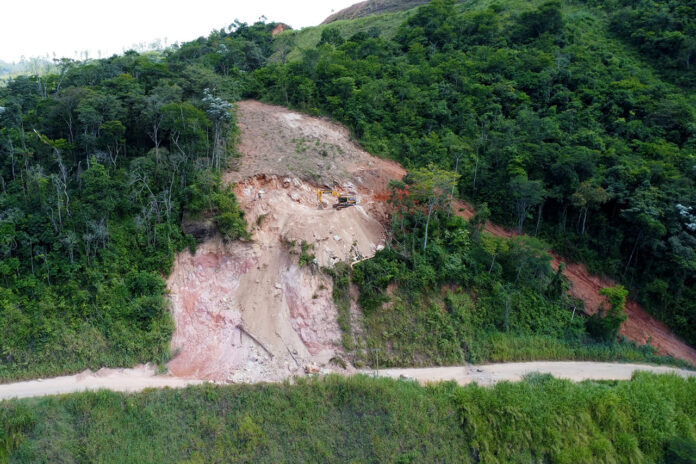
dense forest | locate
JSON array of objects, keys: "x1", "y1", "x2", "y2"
[
  {"x1": 1, "y1": 0, "x2": 696, "y2": 380},
  {"x1": 0, "y1": 23, "x2": 267, "y2": 379}
]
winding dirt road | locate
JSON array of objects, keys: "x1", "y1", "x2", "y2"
[{"x1": 1, "y1": 363, "x2": 693, "y2": 401}]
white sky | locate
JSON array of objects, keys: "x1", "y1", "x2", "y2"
[{"x1": 0, "y1": 0, "x2": 358, "y2": 63}]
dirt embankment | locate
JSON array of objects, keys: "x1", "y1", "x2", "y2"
[
  {"x1": 454, "y1": 199, "x2": 696, "y2": 366},
  {"x1": 167, "y1": 100, "x2": 405, "y2": 382}
]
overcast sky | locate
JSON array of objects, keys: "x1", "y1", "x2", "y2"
[{"x1": 1, "y1": 0, "x2": 358, "y2": 63}]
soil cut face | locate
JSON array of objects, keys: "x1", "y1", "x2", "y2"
[
  {"x1": 226, "y1": 99, "x2": 405, "y2": 203},
  {"x1": 167, "y1": 101, "x2": 405, "y2": 382}
]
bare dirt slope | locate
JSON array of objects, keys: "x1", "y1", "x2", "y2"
[
  {"x1": 167, "y1": 100, "x2": 694, "y2": 382},
  {"x1": 167, "y1": 101, "x2": 405, "y2": 382},
  {"x1": 226, "y1": 99, "x2": 405, "y2": 198},
  {"x1": 454, "y1": 199, "x2": 696, "y2": 365}
]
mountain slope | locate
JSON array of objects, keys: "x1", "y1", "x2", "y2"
[
  {"x1": 253, "y1": 0, "x2": 696, "y2": 350},
  {"x1": 322, "y1": 0, "x2": 430, "y2": 23}
]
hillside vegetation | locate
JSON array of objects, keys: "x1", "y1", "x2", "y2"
[
  {"x1": 1, "y1": 0, "x2": 696, "y2": 380},
  {"x1": 0, "y1": 0, "x2": 696, "y2": 379},
  {"x1": 0, "y1": 24, "x2": 270, "y2": 380},
  {"x1": 322, "y1": 0, "x2": 431, "y2": 24},
  {"x1": 2, "y1": 2, "x2": 696, "y2": 461},
  {"x1": 253, "y1": 0, "x2": 696, "y2": 350},
  {"x1": 2, "y1": 373, "x2": 696, "y2": 463}
]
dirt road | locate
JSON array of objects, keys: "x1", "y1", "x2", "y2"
[
  {"x1": 370, "y1": 362, "x2": 696, "y2": 387},
  {"x1": 0, "y1": 365, "x2": 202, "y2": 400},
  {"x1": 1, "y1": 362, "x2": 693, "y2": 401}
]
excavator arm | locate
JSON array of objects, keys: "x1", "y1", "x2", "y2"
[{"x1": 317, "y1": 189, "x2": 339, "y2": 203}]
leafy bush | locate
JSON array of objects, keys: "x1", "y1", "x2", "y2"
[{"x1": 586, "y1": 285, "x2": 629, "y2": 342}]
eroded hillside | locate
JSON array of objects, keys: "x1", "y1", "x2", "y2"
[{"x1": 167, "y1": 101, "x2": 405, "y2": 381}]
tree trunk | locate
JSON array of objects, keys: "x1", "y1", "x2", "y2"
[
  {"x1": 423, "y1": 201, "x2": 434, "y2": 252},
  {"x1": 517, "y1": 200, "x2": 527, "y2": 234},
  {"x1": 447, "y1": 154, "x2": 460, "y2": 220},
  {"x1": 504, "y1": 291, "x2": 511, "y2": 332},
  {"x1": 535, "y1": 202, "x2": 544, "y2": 235},
  {"x1": 8, "y1": 139, "x2": 16, "y2": 180},
  {"x1": 581, "y1": 207, "x2": 588, "y2": 236},
  {"x1": 473, "y1": 147, "x2": 479, "y2": 191},
  {"x1": 623, "y1": 234, "x2": 642, "y2": 277},
  {"x1": 514, "y1": 259, "x2": 524, "y2": 285}
]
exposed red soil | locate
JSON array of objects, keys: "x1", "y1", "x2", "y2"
[{"x1": 454, "y1": 199, "x2": 696, "y2": 365}]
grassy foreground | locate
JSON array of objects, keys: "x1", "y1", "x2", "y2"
[{"x1": 2, "y1": 372, "x2": 695, "y2": 463}]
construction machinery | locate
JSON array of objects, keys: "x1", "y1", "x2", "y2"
[{"x1": 317, "y1": 189, "x2": 357, "y2": 209}]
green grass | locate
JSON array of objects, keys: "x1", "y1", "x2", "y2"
[
  {"x1": 470, "y1": 332, "x2": 695, "y2": 368},
  {"x1": 271, "y1": 9, "x2": 414, "y2": 62},
  {"x1": 2, "y1": 372, "x2": 695, "y2": 463},
  {"x1": 272, "y1": 0, "x2": 567, "y2": 64}
]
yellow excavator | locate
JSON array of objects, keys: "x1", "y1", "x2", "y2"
[{"x1": 317, "y1": 189, "x2": 356, "y2": 209}]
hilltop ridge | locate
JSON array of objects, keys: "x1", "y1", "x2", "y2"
[{"x1": 322, "y1": 0, "x2": 430, "y2": 23}]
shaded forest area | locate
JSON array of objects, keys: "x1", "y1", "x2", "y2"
[{"x1": 0, "y1": 23, "x2": 267, "y2": 380}]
